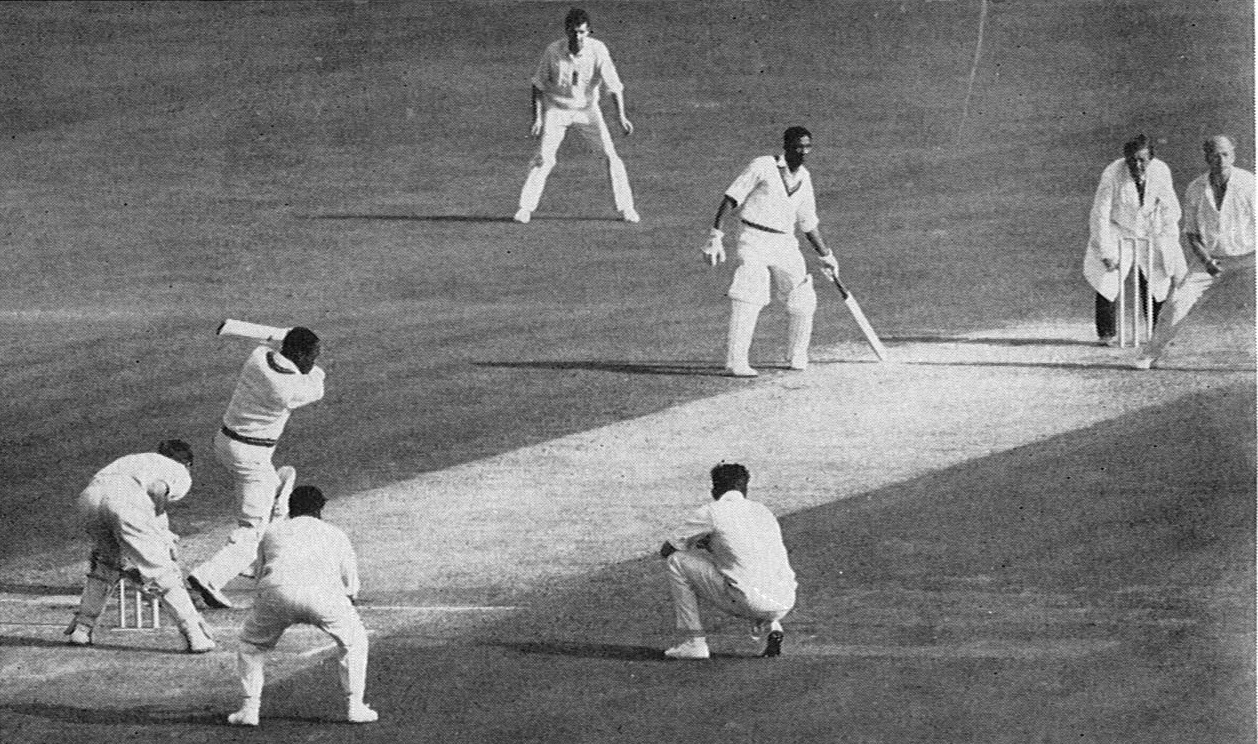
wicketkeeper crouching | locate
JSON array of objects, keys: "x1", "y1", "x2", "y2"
[{"x1": 66, "y1": 440, "x2": 216, "y2": 653}]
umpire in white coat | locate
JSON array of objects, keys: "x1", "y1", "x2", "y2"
[
  {"x1": 227, "y1": 485, "x2": 377, "y2": 726},
  {"x1": 1084, "y1": 134, "x2": 1185, "y2": 345}
]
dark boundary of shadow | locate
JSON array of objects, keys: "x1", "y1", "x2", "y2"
[
  {"x1": 6, "y1": 387, "x2": 1254, "y2": 742},
  {"x1": 0, "y1": 635, "x2": 189, "y2": 655},
  {"x1": 885, "y1": 335, "x2": 1099, "y2": 347}
]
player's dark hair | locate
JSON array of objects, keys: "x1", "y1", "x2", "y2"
[
  {"x1": 281, "y1": 327, "x2": 320, "y2": 358},
  {"x1": 1123, "y1": 133, "x2": 1153, "y2": 160},
  {"x1": 710, "y1": 462, "x2": 750, "y2": 497},
  {"x1": 783, "y1": 126, "x2": 812, "y2": 150},
  {"x1": 157, "y1": 439, "x2": 193, "y2": 467},
  {"x1": 1203, "y1": 135, "x2": 1234, "y2": 154},
  {"x1": 565, "y1": 7, "x2": 590, "y2": 31},
  {"x1": 289, "y1": 485, "x2": 327, "y2": 518}
]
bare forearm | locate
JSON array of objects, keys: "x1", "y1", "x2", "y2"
[
  {"x1": 713, "y1": 196, "x2": 736, "y2": 231},
  {"x1": 804, "y1": 230, "x2": 833, "y2": 258}
]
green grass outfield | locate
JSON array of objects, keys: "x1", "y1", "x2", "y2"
[{"x1": 0, "y1": 1, "x2": 1253, "y2": 742}]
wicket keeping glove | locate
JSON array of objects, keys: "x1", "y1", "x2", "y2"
[{"x1": 701, "y1": 228, "x2": 726, "y2": 266}]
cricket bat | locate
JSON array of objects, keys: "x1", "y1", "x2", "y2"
[
  {"x1": 827, "y1": 274, "x2": 888, "y2": 361},
  {"x1": 216, "y1": 319, "x2": 291, "y2": 343}
]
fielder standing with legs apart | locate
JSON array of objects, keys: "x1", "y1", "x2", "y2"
[
  {"x1": 1084, "y1": 134, "x2": 1184, "y2": 346},
  {"x1": 189, "y1": 327, "x2": 323, "y2": 609},
  {"x1": 659, "y1": 463, "x2": 797, "y2": 660},
  {"x1": 65, "y1": 440, "x2": 216, "y2": 653},
  {"x1": 513, "y1": 7, "x2": 639, "y2": 224},
  {"x1": 703, "y1": 126, "x2": 840, "y2": 377},
  {"x1": 228, "y1": 485, "x2": 377, "y2": 726},
  {"x1": 1136, "y1": 135, "x2": 1255, "y2": 368}
]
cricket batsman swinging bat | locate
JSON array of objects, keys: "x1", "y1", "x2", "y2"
[
  {"x1": 216, "y1": 319, "x2": 291, "y2": 343},
  {"x1": 826, "y1": 273, "x2": 889, "y2": 361}
]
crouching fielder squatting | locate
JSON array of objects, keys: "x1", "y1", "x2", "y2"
[
  {"x1": 659, "y1": 463, "x2": 797, "y2": 659},
  {"x1": 228, "y1": 485, "x2": 377, "y2": 726},
  {"x1": 66, "y1": 440, "x2": 216, "y2": 653},
  {"x1": 703, "y1": 125, "x2": 840, "y2": 377}
]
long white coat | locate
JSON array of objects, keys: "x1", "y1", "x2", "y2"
[{"x1": 1084, "y1": 157, "x2": 1185, "y2": 300}]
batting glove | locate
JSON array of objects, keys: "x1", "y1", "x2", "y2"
[
  {"x1": 702, "y1": 228, "x2": 726, "y2": 266},
  {"x1": 818, "y1": 252, "x2": 839, "y2": 275}
]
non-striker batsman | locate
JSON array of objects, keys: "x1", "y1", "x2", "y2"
[{"x1": 703, "y1": 126, "x2": 840, "y2": 376}]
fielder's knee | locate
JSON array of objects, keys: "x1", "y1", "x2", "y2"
[
  {"x1": 786, "y1": 275, "x2": 817, "y2": 316},
  {"x1": 529, "y1": 153, "x2": 556, "y2": 171}
]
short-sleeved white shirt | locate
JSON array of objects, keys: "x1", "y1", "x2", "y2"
[
  {"x1": 256, "y1": 516, "x2": 360, "y2": 598},
  {"x1": 1182, "y1": 167, "x2": 1255, "y2": 257},
  {"x1": 531, "y1": 37, "x2": 623, "y2": 111},
  {"x1": 725, "y1": 155, "x2": 819, "y2": 235},
  {"x1": 222, "y1": 346, "x2": 325, "y2": 441},
  {"x1": 95, "y1": 452, "x2": 192, "y2": 503}
]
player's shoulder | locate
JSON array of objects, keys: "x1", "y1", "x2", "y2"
[
  {"x1": 1232, "y1": 167, "x2": 1256, "y2": 187},
  {"x1": 748, "y1": 155, "x2": 778, "y2": 171},
  {"x1": 586, "y1": 36, "x2": 611, "y2": 53},
  {"x1": 1101, "y1": 158, "x2": 1126, "y2": 177},
  {"x1": 1184, "y1": 171, "x2": 1211, "y2": 193}
]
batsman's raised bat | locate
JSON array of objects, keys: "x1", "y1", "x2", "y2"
[
  {"x1": 827, "y1": 274, "x2": 888, "y2": 361},
  {"x1": 217, "y1": 319, "x2": 290, "y2": 342}
]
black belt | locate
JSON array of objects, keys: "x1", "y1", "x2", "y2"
[
  {"x1": 741, "y1": 218, "x2": 787, "y2": 235},
  {"x1": 220, "y1": 425, "x2": 278, "y2": 448}
]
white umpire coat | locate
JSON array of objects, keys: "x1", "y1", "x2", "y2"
[{"x1": 1084, "y1": 157, "x2": 1185, "y2": 301}]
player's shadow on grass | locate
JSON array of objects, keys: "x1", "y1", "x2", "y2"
[
  {"x1": 0, "y1": 635, "x2": 190, "y2": 655},
  {"x1": 0, "y1": 582, "x2": 79, "y2": 595},
  {"x1": 494, "y1": 640, "x2": 664, "y2": 661},
  {"x1": 474, "y1": 360, "x2": 732, "y2": 377},
  {"x1": 304, "y1": 213, "x2": 623, "y2": 223},
  {"x1": 2, "y1": 702, "x2": 222, "y2": 726},
  {"x1": 886, "y1": 334, "x2": 1098, "y2": 347}
]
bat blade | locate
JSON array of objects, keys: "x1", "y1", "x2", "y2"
[
  {"x1": 217, "y1": 319, "x2": 291, "y2": 342},
  {"x1": 828, "y1": 275, "x2": 888, "y2": 361}
]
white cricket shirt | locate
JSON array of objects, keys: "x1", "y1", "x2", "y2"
[
  {"x1": 725, "y1": 155, "x2": 819, "y2": 235},
  {"x1": 94, "y1": 452, "x2": 192, "y2": 502},
  {"x1": 1182, "y1": 167, "x2": 1255, "y2": 257},
  {"x1": 531, "y1": 37, "x2": 624, "y2": 111},
  {"x1": 221, "y1": 346, "x2": 325, "y2": 441},
  {"x1": 668, "y1": 490, "x2": 797, "y2": 608},
  {"x1": 256, "y1": 515, "x2": 360, "y2": 597}
]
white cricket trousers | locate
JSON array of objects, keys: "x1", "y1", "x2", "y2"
[
  {"x1": 192, "y1": 431, "x2": 280, "y2": 591},
  {"x1": 726, "y1": 228, "x2": 819, "y2": 369},
  {"x1": 237, "y1": 585, "x2": 370, "y2": 706},
  {"x1": 518, "y1": 105, "x2": 634, "y2": 213},
  {"x1": 666, "y1": 550, "x2": 793, "y2": 635},
  {"x1": 1145, "y1": 252, "x2": 1255, "y2": 358}
]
